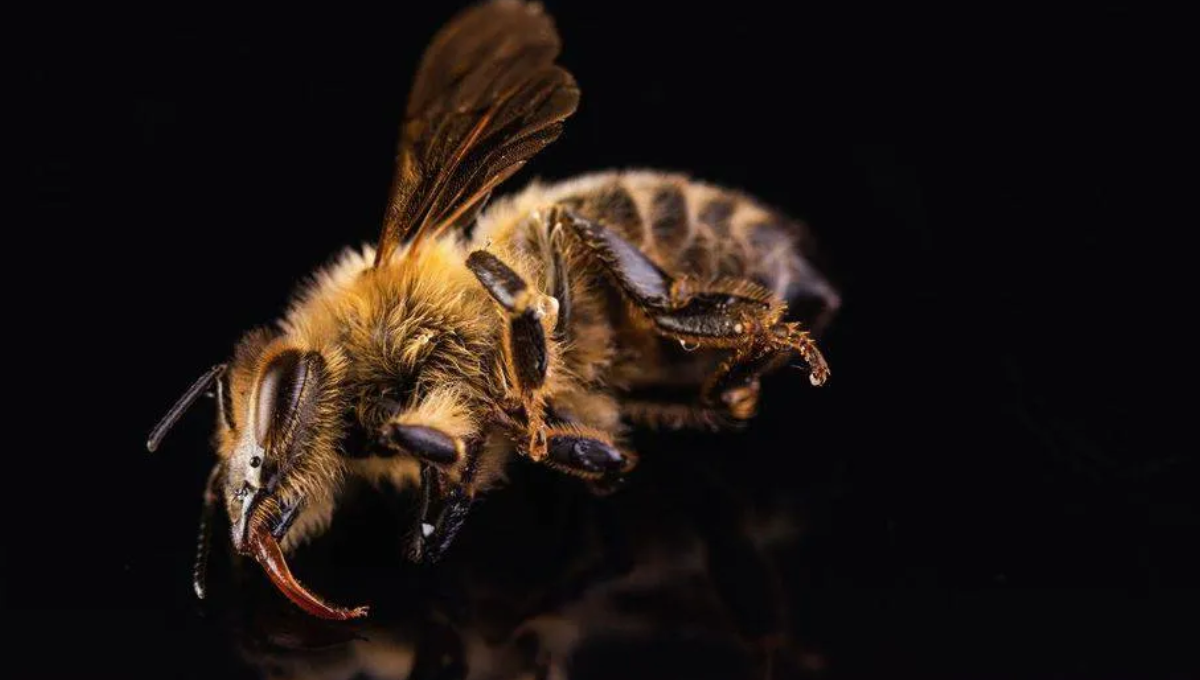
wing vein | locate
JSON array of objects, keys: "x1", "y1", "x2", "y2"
[{"x1": 372, "y1": 0, "x2": 579, "y2": 267}]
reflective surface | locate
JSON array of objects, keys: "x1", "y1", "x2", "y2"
[{"x1": 201, "y1": 427, "x2": 830, "y2": 679}]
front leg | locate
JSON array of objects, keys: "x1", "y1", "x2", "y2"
[
  {"x1": 347, "y1": 387, "x2": 480, "y2": 564},
  {"x1": 370, "y1": 424, "x2": 477, "y2": 564},
  {"x1": 376, "y1": 423, "x2": 463, "y2": 467},
  {"x1": 408, "y1": 462, "x2": 475, "y2": 564}
]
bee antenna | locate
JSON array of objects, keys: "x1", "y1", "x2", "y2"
[{"x1": 147, "y1": 364, "x2": 227, "y2": 452}]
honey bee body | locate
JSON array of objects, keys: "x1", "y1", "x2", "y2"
[
  {"x1": 150, "y1": 1, "x2": 837, "y2": 622},
  {"x1": 239, "y1": 171, "x2": 835, "y2": 547}
]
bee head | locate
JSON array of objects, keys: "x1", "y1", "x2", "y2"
[
  {"x1": 223, "y1": 346, "x2": 327, "y2": 553},
  {"x1": 215, "y1": 338, "x2": 365, "y2": 619}
]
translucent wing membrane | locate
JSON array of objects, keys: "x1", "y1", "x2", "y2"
[{"x1": 374, "y1": 0, "x2": 580, "y2": 265}]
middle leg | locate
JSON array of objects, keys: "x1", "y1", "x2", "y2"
[{"x1": 466, "y1": 249, "x2": 635, "y2": 482}]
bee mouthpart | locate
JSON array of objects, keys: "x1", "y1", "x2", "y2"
[
  {"x1": 230, "y1": 486, "x2": 264, "y2": 556},
  {"x1": 246, "y1": 521, "x2": 369, "y2": 621}
]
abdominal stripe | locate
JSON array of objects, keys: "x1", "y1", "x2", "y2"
[{"x1": 648, "y1": 184, "x2": 689, "y2": 252}]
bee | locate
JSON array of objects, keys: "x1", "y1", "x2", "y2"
[{"x1": 148, "y1": 0, "x2": 839, "y2": 621}]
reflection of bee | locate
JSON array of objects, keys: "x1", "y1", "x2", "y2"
[
  {"x1": 224, "y1": 449, "x2": 824, "y2": 679},
  {"x1": 148, "y1": 0, "x2": 839, "y2": 620}
]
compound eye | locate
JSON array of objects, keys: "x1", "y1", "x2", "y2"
[{"x1": 253, "y1": 349, "x2": 311, "y2": 449}]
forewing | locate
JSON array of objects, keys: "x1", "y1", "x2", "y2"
[{"x1": 374, "y1": 0, "x2": 580, "y2": 266}]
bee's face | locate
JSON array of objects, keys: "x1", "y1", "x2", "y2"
[
  {"x1": 216, "y1": 341, "x2": 366, "y2": 619},
  {"x1": 223, "y1": 346, "x2": 326, "y2": 553}
]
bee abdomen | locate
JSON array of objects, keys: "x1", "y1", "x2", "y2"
[
  {"x1": 546, "y1": 171, "x2": 838, "y2": 324},
  {"x1": 556, "y1": 179, "x2": 647, "y2": 245}
]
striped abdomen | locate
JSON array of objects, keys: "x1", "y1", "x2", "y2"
[{"x1": 542, "y1": 170, "x2": 840, "y2": 329}]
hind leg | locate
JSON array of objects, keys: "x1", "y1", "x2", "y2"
[
  {"x1": 701, "y1": 322, "x2": 831, "y2": 419},
  {"x1": 557, "y1": 208, "x2": 829, "y2": 417}
]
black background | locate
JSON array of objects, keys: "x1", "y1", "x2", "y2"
[{"x1": 20, "y1": 2, "x2": 1190, "y2": 678}]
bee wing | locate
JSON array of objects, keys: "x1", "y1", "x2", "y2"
[{"x1": 373, "y1": 0, "x2": 580, "y2": 267}]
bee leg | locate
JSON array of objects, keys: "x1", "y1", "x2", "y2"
[
  {"x1": 768, "y1": 321, "x2": 831, "y2": 387},
  {"x1": 556, "y1": 206, "x2": 771, "y2": 332},
  {"x1": 356, "y1": 390, "x2": 480, "y2": 562},
  {"x1": 553, "y1": 206, "x2": 675, "y2": 308},
  {"x1": 365, "y1": 384, "x2": 479, "y2": 469},
  {"x1": 465, "y1": 249, "x2": 557, "y2": 395},
  {"x1": 466, "y1": 249, "x2": 558, "y2": 460},
  {"x1": 466, "y1": 249, "x2": 634, "y2": 485},
  {"x1": 376, "y1": 422, "x2": 465, "y2": 468},
  {"x1": 540, "y1": 396, "x2": 633, "y2": 492},
  {"x1": 408, "y1": 440, "x2": 483, "y2": 564},
  {"x1": 427, "y1": 488, "x2": 473, "y2": 564},
  {"x1": 542, "y1": 424, "x2": 637, "y2": 484},
  {"x1": 558, "y1": 207, "x2": 830, "y2": 389},
  {"x1": 700, "y1": 342, "x2": 793, "y2": 420},
  {"x1": 408, "y1": 465, "x2": 473, "y2": 564}
]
